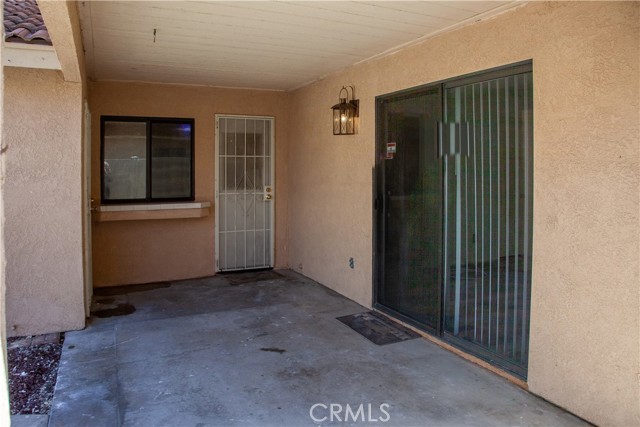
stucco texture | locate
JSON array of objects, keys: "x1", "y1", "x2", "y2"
[
  {"x1": 38, "y1": 0, "x2": 86, "y2": 84},
  {"x1": 287, "y1": 2, "x2": 639, "y2": 426},
  {"x1": 89, "y1": 82, "x2": 289, "y2": 287},
  {"x1": 3, "y1": 67, "x2": 85, "y2": 336},
  {"x1": 0, "y1": 25, "x2": 12, "y2": 425}
]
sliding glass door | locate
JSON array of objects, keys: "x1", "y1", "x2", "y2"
[
  {"x1": 375, "y1": 86, "x2": 443, "y2": 332},
  {"x1": 442, "y1": 71, "x2": 534, "y2": 377},
  {"x1": 375, "y1": 62, "x2": 533, "y2": 377}
]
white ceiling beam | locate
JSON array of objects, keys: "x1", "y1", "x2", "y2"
[{"x1": 38, "y1": 0, "x2": 85, "y2": 83}]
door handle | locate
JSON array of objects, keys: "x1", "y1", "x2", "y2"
[
  {"x1": 438, "y1": 122, "x2": 471, "y2": 159},
  {"x1": 437, "y1": 122, "x2": 444, "y2": 159},
  {"x1": 264, "y1": 186, "x2": 273, "y2": 201}
]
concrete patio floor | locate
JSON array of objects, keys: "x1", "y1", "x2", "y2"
[{"x1": 46, "y1": 270, "x2": 587, "y2": 427}]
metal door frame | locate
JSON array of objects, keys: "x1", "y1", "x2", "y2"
[
  {"x1": 440, "y1": 69, "x2": 534, "y2": 379},
  {"x1": 372, "y1": 60, "x2": 533, "y2": 378},
  {"x1": 214, "y1": 114, "x2": 275, "y2": 272},
  {"x1": 373, "y1": 84, "x2": 444, "y2": 336}
]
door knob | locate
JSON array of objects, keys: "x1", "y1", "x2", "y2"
[{"x1": 264, "y1": 186, "x2": 273, "y2": 201}]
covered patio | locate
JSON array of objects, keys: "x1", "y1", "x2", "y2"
[
  {"x1": 1, "y1": 1, "x2": 638, "y2": 426},
  {"x1": 43, "y1": 272, "x2": 585, "y2": 427}
]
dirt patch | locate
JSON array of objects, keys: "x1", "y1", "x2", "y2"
[{"x1": 7, "y1": 334, "x2": 63, "y2": 415}]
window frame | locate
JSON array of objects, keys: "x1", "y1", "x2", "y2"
[{"x1": 100, "y1": 115, "x2": 195, "y2": 204}]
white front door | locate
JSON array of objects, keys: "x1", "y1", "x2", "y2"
[{"x1": 215, "y1": 115, "x2": 275, "y2": 272}]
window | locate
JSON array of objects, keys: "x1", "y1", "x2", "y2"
[{"x1": 101, "y1": 116, "x2": 195, "y2": 203}]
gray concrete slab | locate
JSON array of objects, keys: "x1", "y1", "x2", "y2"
[
  {"x1": 50, "y1": 271, "x2": 588, "y2": 427},
  {"x1": 10, "y1": 414, "x2": 49, "y2": 427}
]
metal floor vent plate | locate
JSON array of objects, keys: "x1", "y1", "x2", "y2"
[
  {"x1": 337, "y1": 311, "x2": 420, "y2": 345},
  {"x1": 222, "y1": 270, "x2": 284, "y2": 285}
]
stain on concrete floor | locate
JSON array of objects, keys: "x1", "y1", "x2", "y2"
[
  {"x1": 260, "y1": 347, "x2": 286, "y2": 354},
  {"x1": 91, "y1": 303, "x2": 136, "y2": 318},
  {"x1": 93, "y1": 281, "x2": 171, "y2": 296},
  {"x1": 221, "y1": 270, "x2": 285, "y2": 285}
]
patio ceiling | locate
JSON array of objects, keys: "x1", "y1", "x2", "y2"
[{"x1": 78, "y1": 1, "x2": 520, "y2": 91}]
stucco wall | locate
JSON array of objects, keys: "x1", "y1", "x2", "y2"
[
  {"x1": 3, "y1": 67, "x2": 85, "y2": 336},
  {"x1": 89, "y1": 82, "x2": 289, "y2": 287},
  {"x1": 288, "y1": 2, "x2": 639, "y2": 426},
  {"x1": 0, "y1": 27, "x2": 12, "y2": 425}
]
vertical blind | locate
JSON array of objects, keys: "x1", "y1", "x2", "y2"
[{"x1": 442, "y1": 72, "x2": 534, "y2": 374}]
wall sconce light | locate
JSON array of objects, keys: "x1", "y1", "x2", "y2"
[{"x1": 331, "y1": 86, "x2": 359, "y2": 135}]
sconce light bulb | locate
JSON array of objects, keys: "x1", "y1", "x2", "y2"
[{"x1": 341, "y1": 114, "x2": 347, "y2": 123}]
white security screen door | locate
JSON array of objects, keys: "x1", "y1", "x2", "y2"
[{"x1": 215, "y1": 115, "x2": 275, "y2": 272}]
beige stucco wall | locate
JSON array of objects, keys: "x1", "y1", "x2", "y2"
[
  {"x1": 89, "y1": 82, "x2": 289, "y2": 287},
  {"x1": 288, "y1": 2, "x2": 639, "y2": 426},
  {"x1": 0, "y1": 26, "x2": 12, "y2": 425},
  {"x1": 3, "y1": 67, "x2": 85, "y2": 336}
]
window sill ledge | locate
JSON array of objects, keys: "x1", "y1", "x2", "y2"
[{"x1": 94, "y1": 202, "x2": 211, "y2": 222}]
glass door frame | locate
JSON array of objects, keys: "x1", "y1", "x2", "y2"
[
  {"x1": 373, "y1": 60, "x2": 533, "y2": 378},
  {"x1": 373, "y1": 83, "x2": 444, "y2": 336}
]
